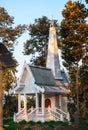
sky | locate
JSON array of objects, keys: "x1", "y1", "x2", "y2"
[{"x1": 0, "y1": 0, "x2": 80, "y2": 77}]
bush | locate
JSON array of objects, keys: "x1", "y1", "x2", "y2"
[
  {"x1": 3, "y1": 118, "x2": 13, "y2": 124},
  {"x1": 5, "y1": 124, "x2": 20, "y2": 130},
  {"x1": 54, "y1": 121, "x2": 68, "y2": 126},
  {"x1": 28, "y1": 121, "x2": 35, "y2": 125},
  {"x1": 3, "y1": 95, "x2": 18, "y2": 117},
  {"x1": 19, "y1": 120, "x2": 27, "y2": 125},
  {"x1": 4, "y1": 117, "x2": 88, "y2": 130}
]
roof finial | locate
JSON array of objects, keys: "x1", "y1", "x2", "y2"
[{"x1": 50, "y1": 15, "x2": 54, "y2": 27}]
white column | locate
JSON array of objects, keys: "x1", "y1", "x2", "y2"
[
  {"x1": 36, "y1": 93, "x2": 39, "y2": 109},
  {"x1": 18, "y1": 94, "x2": 21, "y2": 112},
  {"x1": 24, "y1": 94, "x2": 27, "y2": 113},
  {"x1": 24, "y1": 94, "x2": 28, "y2": 121},
  {"x1": 41, "y1": 93, "x2": 45, "y2": 116},
  {"x1": 59, "y1": 95, "x2": 61, "y2": 109}
]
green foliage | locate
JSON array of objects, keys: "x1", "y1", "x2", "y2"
[
  {"x1": 5, "y1": 124, "x2": 20, "y2": 130},
  {"x1": 23, "y1": 16, "x2": 50, "y2": 66},
  {"x1": 0, "y1": 7, "x2": 26, "y2": 91},
  {"x1": 0, "y1": 7, "x2": 25, "y2": 49},
  {"x1": 23, "y1": 16, "x2": 59, "y2": 66},
  {"x1": 79, "y1": 64, "x2": 88, "y2": 112},
  {"x1": 19, "y1": 120, "x2": 27, "y2": 125},
  {"x1": 28, "y1": 121, "x2": 35, "y2": 125},
  {"x1": 60, "y1": 1, "x2": 88, "y2": 68},
  {"x1": 25, "y1": 128, "x2": 32, "y2": 130},
  {"x1": 2, "y1": 59, "x2": 18, "y2": 91},
  {"x1": 3, "y1": 95, "x2": 18, "y2": 117},
  {"x1": 3, "y1": 117, "x2": 13, "y2": 124},
  {"x1": 79, "y1": 117, "x2": 88, "y2": 130},
  {"x1": 3, "y1": 118, "x2": 17, "y2": 130},
  {"x1": 68, "y1": 102, "x2": 76, "y2": 116},
  {"x1": 27, "y1": 96, "x2": 35, "y2": 108},
  {"x1": 3, "y1": 117, "x2": 88, "y2": 130},
  {"x1": 60, "y1": 0, "x2": 88, "y2": 114}
]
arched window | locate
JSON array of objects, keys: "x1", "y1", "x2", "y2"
[{"x1": 45, "y1": 99, "x2": 51, "y2": 108}]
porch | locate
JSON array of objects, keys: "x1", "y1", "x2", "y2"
[{"x1": 13, "y1": 92, "x2": 70, "y2": 122}]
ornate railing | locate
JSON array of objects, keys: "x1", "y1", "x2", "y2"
[
  {"x1": 50, "y1": 109, "x2": 63, "y2": 121},
  {"x1": 14, "y1": 107, "x2": 70, "y2": 122},
  {"x1": 55, "y1": 107, "x2": 70, "y2": 121},
  {"x1": 14, "y1": 108, "x2": 28, "y2": 122}
]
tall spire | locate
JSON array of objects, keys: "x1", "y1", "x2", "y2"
[{"x1": 46, "y1": 21, "x2": 62, "y2": 79}]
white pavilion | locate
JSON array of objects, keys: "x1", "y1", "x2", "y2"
[{"x1": 13, "y1": 21, "x2": 70, "y2": 122}]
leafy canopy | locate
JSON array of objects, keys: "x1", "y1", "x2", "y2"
[
  {"x1": 60, "y1": 0, "x2": 88, "y2": 111},
  {"x1": 60, "y1": 1, "x2": 88, "y2": 68},
  {"x1": 23, "y1": 16, "x2": 59, "y2": 66},
  {"x1": 0, "y1": 7, "x2": 25, "y2": 91},
  {"x1": 0, "y1": 7, "x2": 25, "y2": 50}
]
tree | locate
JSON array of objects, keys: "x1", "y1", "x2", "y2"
[
  {"x1": 79, "y1": 44, "x2": 88, "y2": 115},
  {"x1": 2, "y1": 59, "x2": 17, "y2": 91},
  {"x1": 0, "y1": 7, "x2": 25, "y2": 129},
  {"x1": 0, "y1": 7, "x2": 25, "y2": 91},
  {"x1": 27, "y1": 96, "x2": 35, "y2": 109},
  {"x1": 3, "y1": 95, "x2": 18, "y2": 117},
  {"x1": 60, "y1": 0, "x2": 88, "y2": 125},
  {"x1": 79, "y1": 64, "x2": 88, "y2": 113},
  {"x1": 0, "y1": 7, "x2": 25, "y2": 48},
  {"x1": 23, "y1": 16, "x2": 59, "y2": 66}
]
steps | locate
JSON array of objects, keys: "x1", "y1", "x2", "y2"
[{"x1": 14, "y1": 107, "x2": 70, "y2": 122}]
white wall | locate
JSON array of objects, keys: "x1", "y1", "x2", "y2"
[{"x1": 20, "y1": 66, "x2": 37, "y2": 94}]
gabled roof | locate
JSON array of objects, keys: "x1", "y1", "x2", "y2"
[
  {"x1": 28, "y1": 65, "x2": 66, "y2": 94},
  {"x1": 29, "y1": 65, "x2": 56, "y2": 86},
  {"x1": 13, "y1": 63, "x2": 67, "y2": 94}
]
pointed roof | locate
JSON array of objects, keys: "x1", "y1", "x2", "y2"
[{"x1": 46, "y1": 21, "x2": 62, "y2": 79}]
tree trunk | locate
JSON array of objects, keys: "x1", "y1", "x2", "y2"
[
  {"x1": 0, "y1": 65, "x2": 4, "y2": 130},
  {"x1": 75, "y1": 64, "x2": 79, "y2": 126}
]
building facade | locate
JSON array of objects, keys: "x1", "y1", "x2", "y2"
[{"x1": 13, "y1": 22, "x2": 70, "y2": 122}]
